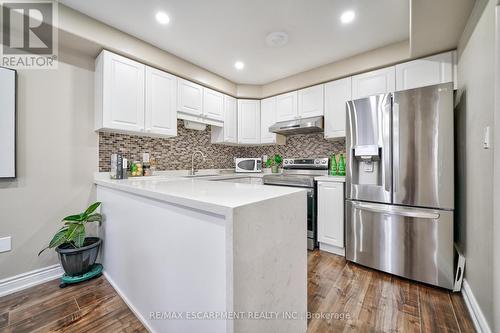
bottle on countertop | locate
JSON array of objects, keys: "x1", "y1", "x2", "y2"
[
  {"x1": 143, "y1": 153, "x2": 152, "y2": 176},
  {"x1": 122, "y1": 158, "x2": 128, "y2": 179},
  {"x1": 338, "y1": 153, "x2": 346, "y2": 176},
  {"x1": 110, "y1": 153, "x2": 123, "y2": 179},
  {"x1": 330, "y1": 154, "x2": 337, "y2": 176}
]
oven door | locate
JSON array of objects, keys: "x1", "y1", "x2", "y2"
[{"x1": 306, "y1": 187, "x2": 317, "y2": 250}]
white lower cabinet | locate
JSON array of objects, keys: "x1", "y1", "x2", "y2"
[
  {"x1": 238, "y1": 99, "x2": 261, "y2": 144},
  {"x1": 317, "y1": 181, "x2": 345, "y2": 255}
]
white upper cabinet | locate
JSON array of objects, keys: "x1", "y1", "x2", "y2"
[
  {"x1": 351, "y1": 67, "x2": 396, "y2": 100},
  {"x1": 324, "y1": 77, "x2": 351, "y2": 139},
  {"x1": 260, "y1": 97, "x2": 276, "y2": 144},
  {"x1": 298, "y1": 84, "x2": 324, "y2": 118},
  {"x1": 177, "y1": 78, "x2": 203, "y2": 116},
  {"x1": 96, "y1": 50, "x2": 145, "y2": 132},
  {"x1": 276, "y1": 91, "x2": 298, "y2": 122},
  {"x1": 260, "y1": 96, "x2": 286, "y2": 145},
  {"x1": 203, "y1": 88, "x2": 224, "y2": 121},
  {"x1": 317, "y1": 181, "x2": 344, "y2": 249},
  {"x1": 396, "y1": 51, "x2": 456, "y2": 91},
  {"x1": 145, "y1": 67, "x2": 177, "y2": 137},
  {"x1": 238, "y1": 99, "x2": 261, "y2": 144},
  {"x1": 211, "y1": 95, "x2": 237, "y2": 144}
]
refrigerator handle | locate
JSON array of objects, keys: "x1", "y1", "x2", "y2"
[
  {"x1": 383, "y1": 95, "x2": 392, "y2": 193},
  {"x1": 350, "y1": 201, "x2": 440, "y2": 219},
  {"x1": 393, "y1": 102, "x2": 400, "y2": 193}
]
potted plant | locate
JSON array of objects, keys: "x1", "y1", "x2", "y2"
[
  {"x1": 39, "y1": 202, "x2": 103, "y2": 277},
  {"x1": 266, "y1": 154, "x2": 283, "y2": 173}
]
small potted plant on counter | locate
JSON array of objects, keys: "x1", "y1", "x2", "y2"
[
  {"x1": 266, "y1": 154, "x2": 283, "y2": 173},
  {"x1": 39, "y1": 202, "x2": 103, "y2": 287}
]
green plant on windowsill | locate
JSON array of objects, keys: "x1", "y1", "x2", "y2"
[{"x1": 266, "y1": 154, "x2": 283, "y2": 173}]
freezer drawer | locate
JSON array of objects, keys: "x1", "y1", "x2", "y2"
[{"x1": 346, "y1": 200, "x2": 454, "y2": 289}]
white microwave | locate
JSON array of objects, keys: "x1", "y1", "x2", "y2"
[{"x1": 235, "y1": 158, "x2": 262, "y2": 173}]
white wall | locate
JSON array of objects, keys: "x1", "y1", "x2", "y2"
[
  {"x1": 0, "y1": 49, "x2": 98, "y2": 279},
  {"x1": 455, "y1": 0, "x2": 496, "y2": 328}
]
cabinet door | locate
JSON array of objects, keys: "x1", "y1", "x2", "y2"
[
  {"x1": 352, "y1": 67, "x2": 395, "y2": 100},
  {"x1": 203, "y1": 87, "x2": 224, "y2": 121},
  {"x1": 145, "y1": 67, "x2": 177, "y2": 136},
  {"x1": 318, "y1": 182, "x2": 344, "y2": 248},
  {"x1": 223, "y1": 95, "x2": 238, "y2": 143},
  {"x1": 102, "y1": 51, "x2": 145, "y2": 132},
  {"x1": 298, "y1": 84, "x2": 324, "y2": 118},
  {"x1": 396, "y1": 51, "x2": 455, "y2": 91},
  {"x1": 238, "y1": 99, "x2": 260, "y2": 144},
  {"x1": 260, "y1": 97, "x2": 277, "y2": 144},
  {"x1": 324, "y1": 77, "x2": 351, "y2": 139},
  {"x1": 276, "y1": 91, "x2": 298, "y2": 122},
  {"x1": 177, "y1": 78, "x2": 203, "y2": 116}
]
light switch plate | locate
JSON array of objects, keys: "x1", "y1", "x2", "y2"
[
  {"x1": 0, "y1": 236, "x2": 12, "y2": 253},
  {"x1": 483, "y1": 126, "x2": 491, "y2": 149}
]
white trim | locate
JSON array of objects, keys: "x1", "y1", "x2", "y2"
[
  {"x1": 103, "y1": 271, "x2": 154, "y2": 333},
  {"x1": 0, "y1": 264, "x2": 64, "y2": 297},
  {"x1": 318, "y1": 243, "x2": 345, "y2": 256},
  {"x1": 461, "y1": 279, "x2": 492, "y2": 333}
]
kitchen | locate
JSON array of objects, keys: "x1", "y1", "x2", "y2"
[{"x1": 0, "y1": 1, "x2": 498, "y2": 333}]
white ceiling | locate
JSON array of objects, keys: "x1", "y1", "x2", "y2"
[{"x1": 60, "y1": 0, "x2": 409, "y2": 85}]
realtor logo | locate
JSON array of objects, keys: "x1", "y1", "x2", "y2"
[{"x1": 1, "y1": 0, "x2": 58, "y2": 69}]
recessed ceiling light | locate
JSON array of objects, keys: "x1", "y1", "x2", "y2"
[
  {"x1": 155, "y1": 11, "x2": 170, "y2": 25},
  {"x1": 265, "y1": 32, "x2": 289, "y2": 48},
  {"x1": 234, "y1": 61, "x2": 245, "y2": 70},
  {"x1": 340, "y1": 10, "x2": 355, "y2": 24}
]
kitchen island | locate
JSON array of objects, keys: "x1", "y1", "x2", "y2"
[{"x1": 95, "y1": 174, "x2": 307, "y2": 333}]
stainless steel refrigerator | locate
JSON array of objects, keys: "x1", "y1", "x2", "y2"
[{"x1": 345, "y1": 82, "x2": 455, "y2": 289}]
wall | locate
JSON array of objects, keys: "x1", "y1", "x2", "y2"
[
  {"x1": 0, "y1": 50, "x2": 98, "y2": 279},
  {"x1": 98, "y1": 121, "x2": 345, "y2": 172},
  {"x1": 455, "y1": 0, "x2": 496, "y2": 328}
]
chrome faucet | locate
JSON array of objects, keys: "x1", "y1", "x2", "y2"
[{"x1": 190, "y1": 150, "x2": 206, "y2": 176}]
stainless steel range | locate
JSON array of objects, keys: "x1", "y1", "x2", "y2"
[{"x1": 263, "y1": 158, "x2": 329, "y2": 250}]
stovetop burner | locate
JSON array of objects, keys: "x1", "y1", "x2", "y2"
[{"x1": 263, "y1": 158, "x2": 329, "y2": 188}]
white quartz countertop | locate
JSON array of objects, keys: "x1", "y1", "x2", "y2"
[
  {"x1": 315, "y1": 175, "x2": 346, "y2": 182},
  {"x1": 94, "y1": 172, "x2": 303, "y2": 216}
]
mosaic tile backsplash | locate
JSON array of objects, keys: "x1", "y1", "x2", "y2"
[{"x1": 99, "y1": 120, "x2": 346, "y2": 171}]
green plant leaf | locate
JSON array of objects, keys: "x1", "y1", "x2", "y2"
[
  {"x1": 84, "y1": 202, "x2": 101, "y2": 216},
  {"x1": 48, "y1": 227, "x2": 69, "y2": 248},
  {"x1": 39, "y1": 227, "x2": 68, "y2": 256},
  {"x1": 73, "y1": 225, "x2": 86, "y2": 248},
  {"x1": 274, "y1": 154, "x2": 283, "y2": 165},
  {"x1": 65, "y1": 224, "x2": 79, "y2": 243},
  {"x1": 62, "y1": 214, "x2": 86, "y2": 222},
  {"x1": 86, "y1": 213, "x2": 102, "y2": 223}
]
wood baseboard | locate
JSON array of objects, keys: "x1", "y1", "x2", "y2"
[
  {"x1": 0, "y1": 264, "x2": 63, "y2": 298},
  {"x1": 461, "y1": 279, "x2": 492, "y2": 333}
]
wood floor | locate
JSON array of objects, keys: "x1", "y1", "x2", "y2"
[
  {"x1": 307, "y1": 250, "x2": 476, "y2": 333},
  {"x1": 0, "y1": 250, "x2": 475, "y2": 332}
]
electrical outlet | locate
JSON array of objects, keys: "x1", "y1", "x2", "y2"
[{"x1": 0, "y1": 236, "x2": 11, "y2": 253}]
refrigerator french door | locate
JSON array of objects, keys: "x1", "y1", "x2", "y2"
[{"x1": 345, "y1": 83, "x2": 455, "y2": 289}]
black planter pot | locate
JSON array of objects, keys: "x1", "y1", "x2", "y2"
[{"x1": 56, "y1": 237, "x2": 101, "y2": 276}]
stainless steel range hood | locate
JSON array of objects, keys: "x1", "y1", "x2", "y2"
[{"x1": 269, "y1": 116, "x2": 324, "y2": 136}]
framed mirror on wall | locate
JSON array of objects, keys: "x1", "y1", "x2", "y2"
[{"x1": 0, "y1": 67, "x2": 16, "y2": 179}]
